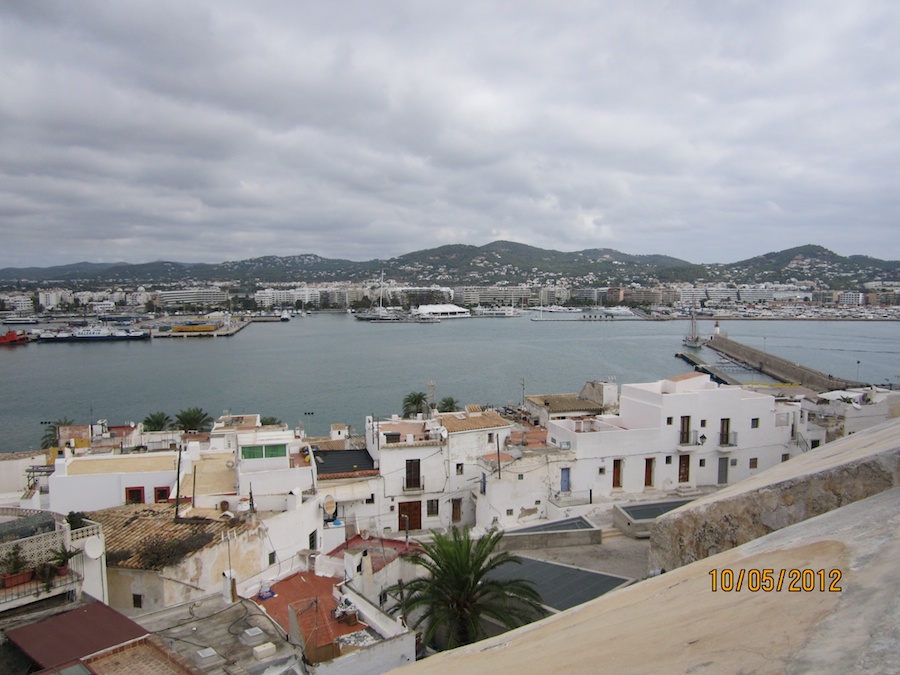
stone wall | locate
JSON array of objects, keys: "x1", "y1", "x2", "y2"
[
  {"x1": 649, "y1": 420, "x2": 900, "y2": 572},
  {"x1": 707, "y1": 335, "x2": 860, "y2": 392}
]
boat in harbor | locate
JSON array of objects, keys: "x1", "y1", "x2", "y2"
[
  {"x1": 38, "y1": 325, "x2": 150, "y2": 342},
  {"x1": 2, "y1": 316, "x2": 39, "y2": 325},
  {"x1": 683, "y1": 310, "x2": 703, "y2": 348},
  {"x1": 0, "y1": 330, "x2": 29, "y2": 346},
  {"x1": 472, "y1": 306, "x2": 523, "y2": 318}
]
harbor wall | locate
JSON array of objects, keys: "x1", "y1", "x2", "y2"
[{"x1": 707, "y1": 334, "x2": 860, "y2": 392}]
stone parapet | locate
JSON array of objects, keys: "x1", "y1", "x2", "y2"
[{"x1": 649, "y1": 419, "x2": 900, "y2": 572}]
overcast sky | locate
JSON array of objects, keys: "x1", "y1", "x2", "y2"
[{"x1": 1, "y1": 1, "x2": 897, "y2": 269}]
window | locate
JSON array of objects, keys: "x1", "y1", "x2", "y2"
[
  {"x1": 811, "y1": 440, "x2": 821, "y2": 449},
  {"x1": 700, "y1": 419, "x2": 707, "y2": 428},
  {"x1": 366, "y1": 493, "x2": 375, "y2": 504},
  {"x1": 699, "y1": 459, "x2": 706, "y2": 467},
  {"x1": 268, "y1": 551, "x2": 276, "y2": 566},
  {"x1": 241, "y1": 444, "x2": 287, "y2": 460},
  {"x1": 427, "y1": 499, "x2": 439, "y2": 517},
  {"x1": 308, "y1": 530, "x2": 317, "y2": 550},
  {"x1": 749, "y1": 457, "x2": 758, "y2": 469},
  {"x1": 666, "y1": 417, "x2": 673, "y2": 425},
  {"x1": 125, "y1": 487, "x2": 144, "y2": 505},
  {"x1": 488, "y1": 433, "x2": 494, "y2": 443},
  {"x1": 781, "y1": 453, "x2": 790, "y2": 462},
  {"x1": 132, "y1": 594, "x2": 143, "y2": 609},
  {"x1": 153, "y1": 487, "x2": 169, "y2": 503},
  {"x1": 665, "y1": 455, "x2": 672, "y2": 465},
  {"x1": 751, "y1": 418, "x2": 760, "y2": 429},
  {"x1": 598, "y1": 467, "x2": 606, "y2": 475},
  {"x1": 518, "y1": 473, "x2": 523, "y2": 480},
  {"x1": 506, "y1": 509, "x2": 514, "y2": 516},
  {"x1": 456, "y1": 463, "x2": 464, "y2": 475},
  {"x1": 730, "y1": 458, "x2": 738, "y2": 466},
  {"x1": 405, "y1": 459, "x2": 422, "y2": 490}
]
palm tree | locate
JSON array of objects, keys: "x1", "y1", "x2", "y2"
[
  {"x1": 142, "y1": 411, "x2": 172, "y2": 432},
  {"x1": 387, "y1": 527, "x2": 543, "y2": 650},
  {"x1": 437, "y1": 397, "x2": 459, "y2": 413},
  {"x1": 260, "y1": 416, "x2": 282, "y2": 426},
  {"x1": 174, "y1": 407, "x2": 214, "y2": 432},
  {"x1": 41, "y1": 417, "x2": 74, "y2": 449},
  {"x1": 402, "y1": 391, "x2": 429, "y2": 418}
]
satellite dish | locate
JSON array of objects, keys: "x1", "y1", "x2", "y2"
[
  {"x1": 323, "y1": 494, "x2": 336, "y2": 516},
  {"x1": 440, "y1": 428, "x2": 448, "y2": 439},
  {"x1": 83, "y1": 536, "x2": 103, "y2": 560}
]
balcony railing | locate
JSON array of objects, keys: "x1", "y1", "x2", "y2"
[
  {"x1": 402, "y1": 475, "x2": 425, "y2": 492},
  {"x1": 679, "y1": 430, "x2": 703, "y2": 447},
  {"x1": 718, "y1": 431, "x2": 738, "y2": 447}
]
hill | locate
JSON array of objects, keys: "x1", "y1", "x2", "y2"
[{"x1": 0, "y1": 243, "x2": 896, "y2": 288}]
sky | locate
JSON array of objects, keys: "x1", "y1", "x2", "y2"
[{"x1": 1, "y1": 1, "x2": 898, "y2": 269}]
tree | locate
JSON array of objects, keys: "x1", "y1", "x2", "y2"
[
  {"x1": 174, "y1": 407, "x2": 214, "y2": 432},
  {"x1": 142, "y1": 411, "x2": 172, "y2": 432},
  {"x1": 387, "y1": 527, "x2": 543, "y2": 650},
  {"x1": 260, "y1": 416, "x2": 282, "y2": 426},
  {"x1": 41, "y1": 417, "x2": 74, "y2": 449},
  {"x1": 402, "y1": 391, "x2": 429, "y2": 418},
  {"x1": 437, "y1": 397, "x2": 460, "y2": 413}
]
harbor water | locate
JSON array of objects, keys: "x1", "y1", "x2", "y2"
[{"x1": 2, "y1": 315, "x2": 898, "y2": 453}]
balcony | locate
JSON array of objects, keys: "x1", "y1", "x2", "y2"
[
  {"x1": 402, "y1": 475, "x2": 425, "y2": 493},
  {"x1": 718, "y1": 431, "x2": 739, "y2": 448},
  {"x1": 678, "y1": 430, "x2": 704, "y2": 448}
]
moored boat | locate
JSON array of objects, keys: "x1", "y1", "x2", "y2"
[
  {"x1": 38, "y1": 325, "x2": 150, "y2": 342},
  {"x1": 0, "y1": 330, "x2": 29, "y2": 346}
]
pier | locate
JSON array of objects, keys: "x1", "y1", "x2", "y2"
[
  {"x1": 674, "y1": 352, "x2": 743, "y2": 386},
  {"x1": 705, "y1": 335, "x2": 864, "y2": 393}
]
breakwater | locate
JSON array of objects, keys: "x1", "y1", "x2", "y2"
[{"x1": 706, "y1": 335, "x2": 862, "y2": 392}]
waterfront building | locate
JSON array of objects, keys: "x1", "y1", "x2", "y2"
[
  {"x1": 156, "y1": 287, "x2": 228, "y2": 307},
  {"x1": 409, "y1": 303, "x2": 471, "y2": 319},
  {"x1": 549, "y1": 372, "x2": 808, "y2": 493}
]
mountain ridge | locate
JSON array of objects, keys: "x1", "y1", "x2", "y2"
[{"x1": 1, "y1": 242, "x2": 896, "y2": 288}]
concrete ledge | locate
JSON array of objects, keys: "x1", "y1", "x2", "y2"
[
  {"x1": 649, "y1": 419, "x2": 900, "y2": 572},
  {"x1": 493, "y1": 529, "x2": 602, "y2": 552}
]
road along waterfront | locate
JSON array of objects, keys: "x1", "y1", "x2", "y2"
[{"x1": 2, "y1": 315, "x2": 897, "y2": 453}]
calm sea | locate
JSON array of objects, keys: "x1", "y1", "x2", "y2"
[{"x1": 2, "y1": 315, "x2": 898, "y2": 453}]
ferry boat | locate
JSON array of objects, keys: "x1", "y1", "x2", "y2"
[
  {"x1": 472, "y1": 306, "x2": 523, "y2": 318},
  {"x1": 38, "y1": 325, "x2": 150, "y2": 342}
]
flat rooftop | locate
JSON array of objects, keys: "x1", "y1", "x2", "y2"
[{"x1": 486, "y1": 557, "x2": 630, "y2": 613}]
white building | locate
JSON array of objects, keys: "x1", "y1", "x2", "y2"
[
  {"x1": 410, "y1": 303, "x2": 471, "y2": 319},
  {"x1": 475, "y1": 373, "x2": 810, "y2": 530}
]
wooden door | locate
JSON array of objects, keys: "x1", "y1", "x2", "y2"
[
  {"x1": 398, "y1": 500, "x2": 422, "y2": 531},
  {"x1": 644, "y1": 458, "x2": 654, "y2": 487},
  {"x1": 678, "y1": 455, "x2": 690, "y2": 483},
  {"x1": 612, "y1": 459, "x2": 622, "y2": 488}
]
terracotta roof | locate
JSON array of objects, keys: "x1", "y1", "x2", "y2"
[
  {"x1": 437, "y1": 411, "x2": 510, "y2": 433},
  {"x1": 6, "y1": 601, "x2": 148, "y2": 669},
  {"x1": 254, "y1": 572, "x2": 362, "y2": 649},
  {"x1": 88, "y1": 503, "x2": 249, "y2": 570},
  {"x1": 526, "y1": 394, "x2": 605, "y2": 414}
]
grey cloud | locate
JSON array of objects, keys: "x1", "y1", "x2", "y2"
[{"x1": 0, "y1": 0, "x2": 898, "y2": 268}]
